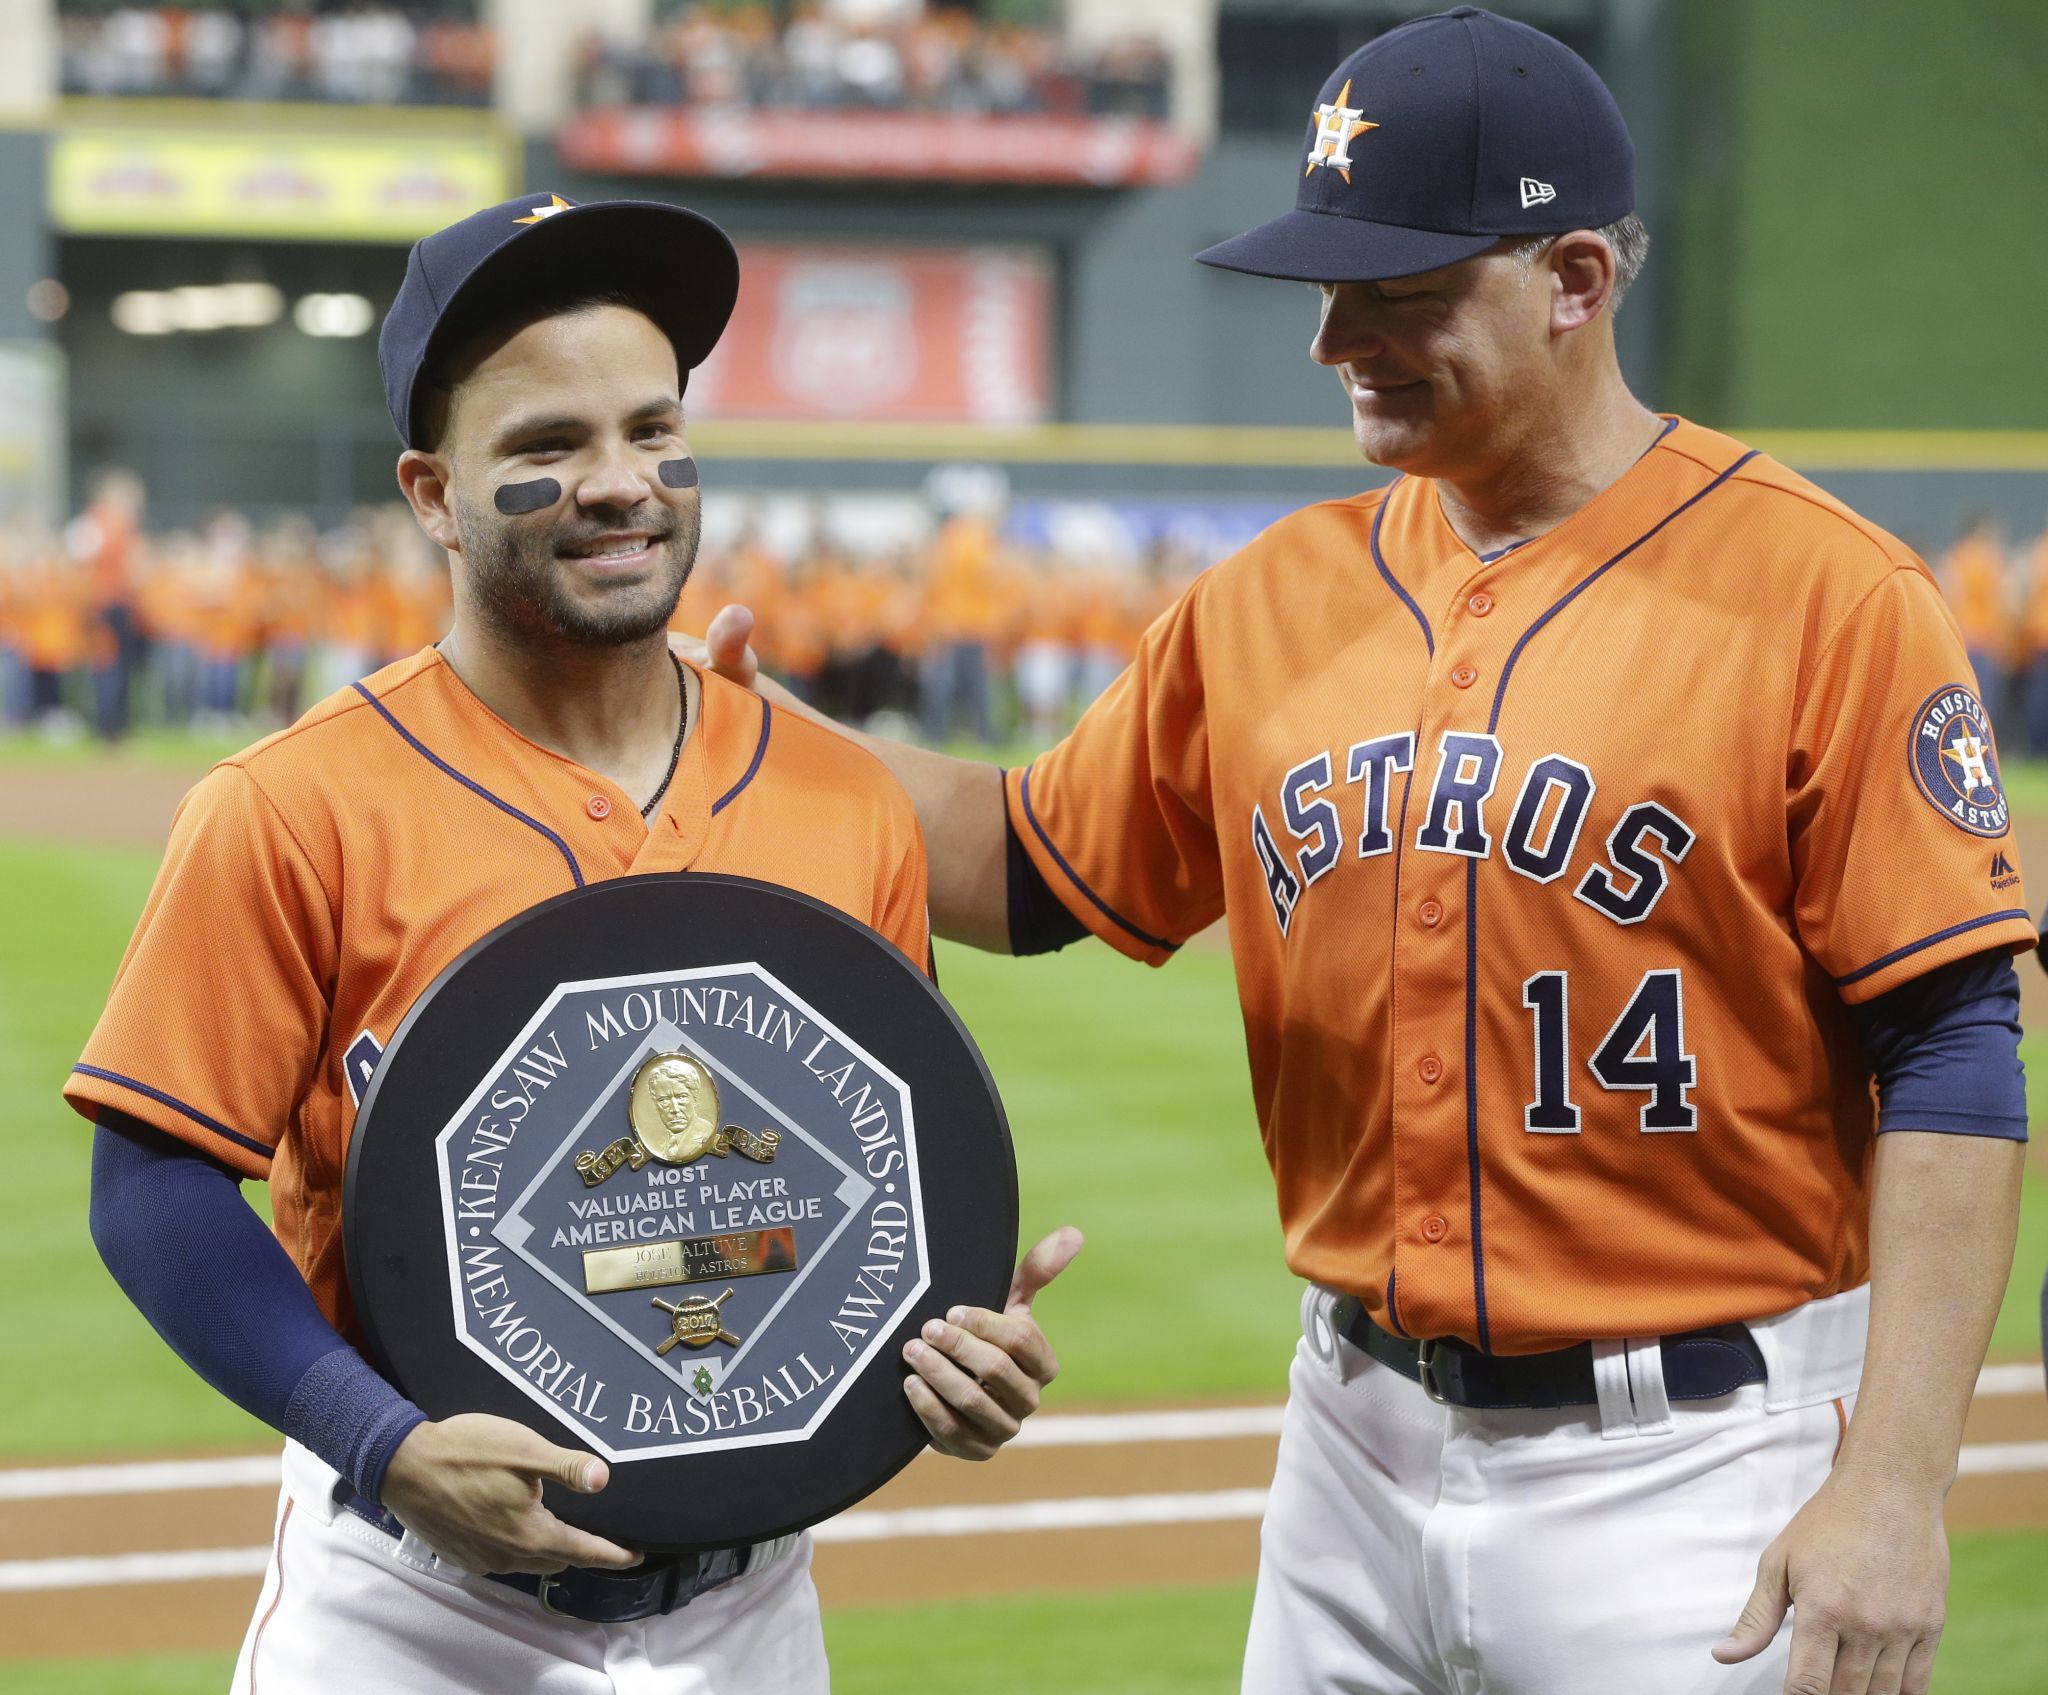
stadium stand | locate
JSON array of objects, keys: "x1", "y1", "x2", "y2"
[
  {"x1": 574, "y1": 2, "x2": 1171, "y2": 119},
  {"x1": 58, "y1": 2, "x2": 494, "y2": 105}
]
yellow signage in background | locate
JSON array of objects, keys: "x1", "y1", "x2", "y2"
[{"x1": 50, "y1": 122, "x2": 514, "y2": 242}]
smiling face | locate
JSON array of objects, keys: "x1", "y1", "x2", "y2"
[
  {"x1": 404, "y1": 303, "x2": 701, "y2": 650},
  {"x1": 1308, "y1": 241, "x2": 1569, "y2": 480}
]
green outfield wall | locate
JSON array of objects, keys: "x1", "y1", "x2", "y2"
[{"x1": 1665, "y1": 0, "x2": 2046, "y2": 431}]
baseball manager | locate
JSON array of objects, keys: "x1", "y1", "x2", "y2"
[{"x1": 699, "y1": 10, "x2": 2032, "y2": 1693}]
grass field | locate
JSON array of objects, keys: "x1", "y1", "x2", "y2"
[
  {"x1": 11, "y1": 1533, "x2": 2048, "y2": 1695},
  {"x1": 4, "y1": 820, "x2": 2047, "y2": 1691}
]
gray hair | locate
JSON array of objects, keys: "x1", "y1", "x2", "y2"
[{"x1": 1507, "y1": 212, "x2": 1649, "y2": 314}]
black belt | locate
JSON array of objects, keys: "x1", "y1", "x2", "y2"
[
  {"x1": 1336, "y1": 1300, "x2": 1766, "y2": 1411},
  {"x1": 335, "y1": 1484, "x2": 752, "y2": 1624}
]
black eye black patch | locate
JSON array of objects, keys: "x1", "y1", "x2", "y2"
[
  {"x1": 657, "y1": 457, "x2": 699, "y2": 490},
  {"x1": 494, "y1": 478, "x2": 563, "y2": 516}
]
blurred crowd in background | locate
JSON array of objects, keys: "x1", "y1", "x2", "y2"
[
  {"x1": 0, "y1": 470, "x2": 1195, "y2": 750},
  {"x1": 8, "y1": 476, "x2": 2048, "y2": 758},
  {"x1": 60, "y1": 2, "x2": 493, "y2": 105},
  {"x1": 10, "y1": 473, "x2": 2048, "y2": 757},
  {"x1": 1939, "y1": 515, "x2": 2048, "y2": 759},
  {"x1": 57, "y1": 0, "x2": 1172, "y2": 118},
  {"x1": 576, "y1": 1, "x2": 1171, "y2": 119}
]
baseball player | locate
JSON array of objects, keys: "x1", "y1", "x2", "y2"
[
  {"x1": 67, "y1": 195, "x2": 1078, "y2": 1694},
  {"x1": 697, "y1": 10, "x2": 2031, "y2": 1693}
]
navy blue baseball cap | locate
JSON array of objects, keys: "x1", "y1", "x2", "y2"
[
  {"x1": 379, "y1": 192, "x2": 740, "y2": 450},
  {"x1": 1197, "y1": 6, "x2": 1633, "y2": 283}
]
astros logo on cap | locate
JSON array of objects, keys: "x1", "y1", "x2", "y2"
[
  {"x1": 1306, "y1": 79, "x2": 1379, "y2": 182},
  {"x1": 515, "y1": 194, "x2": 574, "y2": 225}
]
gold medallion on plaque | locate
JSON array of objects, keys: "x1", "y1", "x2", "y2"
[
  {"x1": 576, "y1": 1051, "x2": 783, "y2": 1187},
  {"x1": 632, "y1": 1053, "x2": 723, "y2": 1163}
]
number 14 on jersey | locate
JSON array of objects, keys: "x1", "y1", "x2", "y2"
[{"x1": 1522, "y1": 968, "x2": 1696, "y2": 1134}]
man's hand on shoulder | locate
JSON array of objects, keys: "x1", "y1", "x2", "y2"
[
  {"x1": 379, "y1": 1411, "x2": 642, "y2": 1576},
  {"x1": 903, "y1": 1227, "x2": 1083, "y2": 1461},
  {"x1": 671, "y1": 604, "x2": 759, "y2": 691}
]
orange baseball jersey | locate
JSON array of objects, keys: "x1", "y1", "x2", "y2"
[
  {"x1": 1007, "y1": 418, "x2": 2032, "y2": 1354},
  {"x1": 67, "y1": 650, "x2": 930, "y2": 1340}
]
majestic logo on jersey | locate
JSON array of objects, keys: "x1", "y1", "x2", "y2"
[
  {"x1": 434, "y1": 965, "x2": 927, "y2": 1461},
  {"x1": 1251, "y1": 731, "x2": 1694, "y2": 936},
  {"x1": 1305, "y1": 79, "x2": 1379, "y2": 182},
  {"x1": 1991, "y1": 851, "x2": 2021, "y2": 892},
  {"x1": 1910, "y1": 686, "x2": 2009, "y2": 838}
]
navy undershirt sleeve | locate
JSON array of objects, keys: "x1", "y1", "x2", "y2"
[
  {"x1": 1004, "y1": 769, "x2": 1089, "y2": 957},
  {"x1": 89, "y1": 1112, "x2": 425, "y2": 1503},
  {"x1": 1849, "y1": 947, "x2": 2028, "y2": 1139}
]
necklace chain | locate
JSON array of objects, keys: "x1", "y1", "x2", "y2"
[{"x1": 641, "y1": 656, "x2": 688, "y2": 819}]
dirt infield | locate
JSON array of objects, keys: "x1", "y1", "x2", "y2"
[{"x1": 0, "y1": 758, "x2": 207, "y2": 850}]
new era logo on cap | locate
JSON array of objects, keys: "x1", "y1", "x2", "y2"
[{"x1": 1519, "y1": 176, "x2": 1557, "y2": 209}]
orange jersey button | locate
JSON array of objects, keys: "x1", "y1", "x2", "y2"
[
  {"x1": 1467, "y1": 592, "x2": 1494, "y2": 617},
  {"x1": 1418, "y1": 898, "x2": 1444, "y2": 927},
  {"x1": 1418, "y1": 1054, "x2": 1444, "y2": 1084},
  {"x1": 1420, "y1": 1214, "x2": 1449, "y2": 1244},
  {"x1": 1450, "y1": 664, "x2": 1478, "y2": 689},
  {"x1": 586, "y1": 794, "x2": 613, "y2": 820}
]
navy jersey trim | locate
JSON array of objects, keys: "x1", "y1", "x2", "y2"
[
  {"x1": 1381, "y1": 712, "x2": 1427, "y2": 1327},
  {"x1": 1384, "y1": 1271, "x2": 1408, "y2": 1339},
  {"x1": 1455, "y1": 446, "x2": 1760, "y2": 1353},
  {"x1": 72, "y1": 1064, "x2": 274, "y2": 1161},
  {"x1": 712, "y1": 697, "x2": 772, "y2": 816},
  {"x1": 1370, "y1": 489, "x2": 1435, "y2": 657},
  {"x1": 1464, "y1": 851, "x2": 1490, "y2": 1352},
  {"x1": 1018, "y1": 765, "x2": 1181, "y2": 954},
  {"x1": 1486, "y1": 451, "x2": 1761, "y2": 737},
  {"x1": 349, "y1": 683, "x2": 585, "y2": 888},
  {"x1": 1835, "y1": 909, "x2": 2032, "y2": 988}
]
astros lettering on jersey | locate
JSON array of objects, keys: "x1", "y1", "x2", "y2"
[
  {"x1": 1007, "y1": 418, "x2": 2031, "y2": 1354},
  {"x1": 66, "y1": 651, "x2": 931, "y2": 1337}
]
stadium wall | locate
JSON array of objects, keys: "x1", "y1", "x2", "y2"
[
  {"x1": 544, "y1": 136, "x2": 1353, "y2": 432},
  {"x1": 0, "y1": 129, "x2": 50, "y2": 345},
  {"x1": 21, "y1": 0, "x2": 2043, "y2": 530},
  {"x1": 1664, "y1": 0, "x2": 2046, "y2": 430}
]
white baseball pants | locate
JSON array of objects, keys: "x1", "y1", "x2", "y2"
[
  {"x1": 1243, "y1": 1286, "x2": 1870, "y2": 1695},
  {"x1": 231, "y1": 1441, "x2": 829, "y2": 1694}
]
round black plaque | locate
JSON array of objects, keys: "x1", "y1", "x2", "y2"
[{"x1": 344, "y1": 872, "x2": 1017, "y2": 1554}]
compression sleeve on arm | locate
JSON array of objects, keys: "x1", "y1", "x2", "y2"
[
  {"x1": 1005, "y1": 770, "x2": 1089, "y2": 957},
  {"x1": 1849, "y1": 947, "x2": 2028, "y2": 1139},
  {"x1": 89, "y1": 1111, "x2": 425, "y2": 1502}
]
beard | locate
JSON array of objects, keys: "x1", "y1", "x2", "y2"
[{"x1": 455, "y1": 495, "x2": 700, "y2": 649}]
